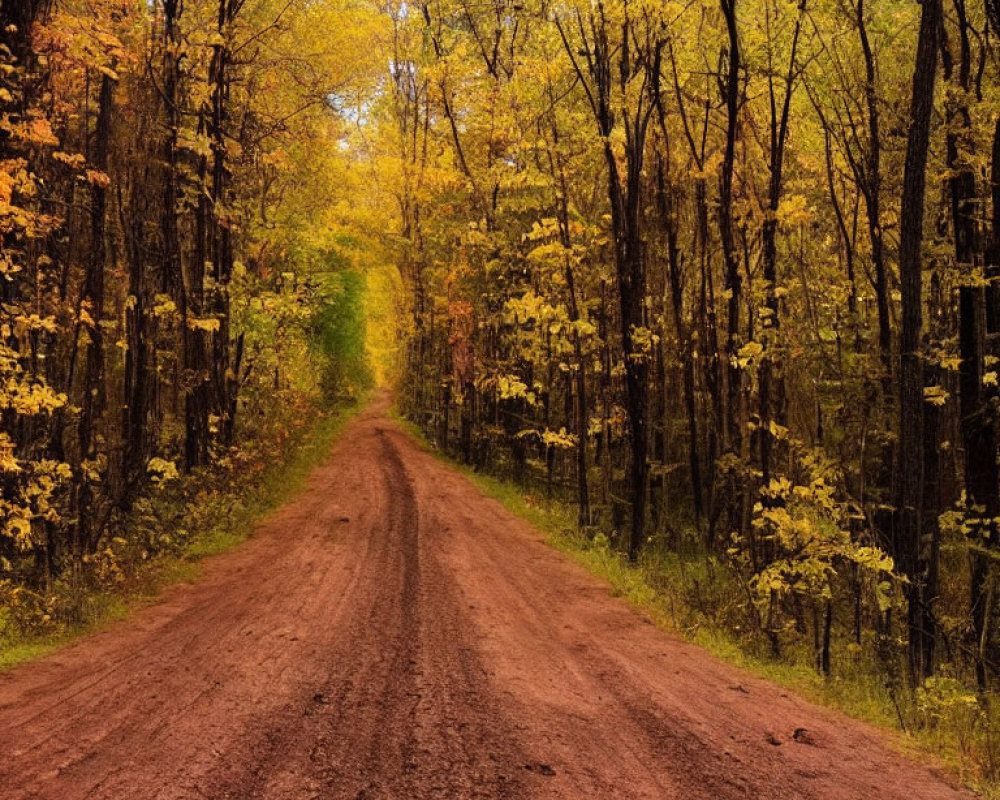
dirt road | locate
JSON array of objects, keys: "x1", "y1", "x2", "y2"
[{"x1": 0, "y1": 400, "x2": 975, "y2": 799}]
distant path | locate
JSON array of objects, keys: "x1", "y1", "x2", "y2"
[{"x1": 0, "y1": 396, "x2": 976, "y2": 799}]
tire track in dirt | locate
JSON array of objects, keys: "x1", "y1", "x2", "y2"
[
  {"x1": 0, "y1": 396, "x2": 980, "y2": 799},
  {"x1": 207, "y1": 425, "x2": 430, "y2": 798},
  {"x1": 202, "y1": 425, "x2": 526, "y2": 799}
]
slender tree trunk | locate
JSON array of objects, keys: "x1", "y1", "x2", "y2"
[
  {"x1": 720, "y1": 0, "x2": 742, "y2": 457},
  {"x1": 76, "y1": 70, "x2": 113, "y2": 557},
  {"x1": 555, "y1": 8, "x2": 655, "y2": 560},
  {"x1": 656, "y1": 157, "x2": 702, "y2": 523},
  {"x1": 895, "y1": 0, "x2": 941, "y2": 685},
  {"x1": 122, "y1": 168, "x2": 150, "y2": 510},
  {"x1": 185, "y1": 147, "x2": 211, "y2": 470},
  {"x1": 937, "y1": 0, "x2": 995, "y2": 687},
  {"x1": 759, "y1": 0, "x2": 803, "y2": 503},
  {"x1": 546, "y1": 88, "x2": 591, "y2": 527},
  {"x1": 210, "y1": 0, "x2": 238, "y2": 445},
  {"x1": 968, "y1": 42, "x2": 1000, "y2": 689},
  {"x1": 857, "y1": 0, "x2": 892, "y2": 385}
]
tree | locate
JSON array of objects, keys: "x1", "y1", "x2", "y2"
[
  {"x1": 555, "y1": 0, "x2": 661, "y2": 560},
  {"x1": 894, "y1": 0, "x2": 941, "y2": 684}
]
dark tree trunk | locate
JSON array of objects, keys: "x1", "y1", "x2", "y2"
[
  {"x1": 161, "y1": 0, "x2": 189, "y2": 436},
  {"x1": 857, "y1": 0, "x2": 892, "y2": 385},
  {"x1": 894, "y1": 0, "x2": 941, "y2": 685},
  {"x1": 209, "y1": 0, "x2": 238, "y2": 446},
  {"x1": 720, "y1": 0, "x2": 742, "y2": 457},
  {"x1": 122, "y1": 170, "x2": 150, "y2": 511},
  {"x1": 76, "y1": 70, "x2": 114, "y2": 555},
  {"x1": 939, "y1": 0, "x2": 997, "y2": 689},
  {"x1": 555, "y1": 8, "x2": 657, "y2": 560},
  {"x1": 759, "y1": 0, "x2": 803, "y2": 501},
  {"x1": 605, "y1": 104, "x2": 650, "y2": 563},
  {"x1": 185, "y1": 147, "x2": 211, "y2": 470},
  {"x1": 543, "y1": 88, "x2": 591, "y2": 526},
  {"x1": 656, "y1": 156, "x2": 702, "y2": 523}
]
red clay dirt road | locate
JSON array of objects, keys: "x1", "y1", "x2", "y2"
[{"x1": 0, "y1": 399, "x2": 977, "y2": 800}]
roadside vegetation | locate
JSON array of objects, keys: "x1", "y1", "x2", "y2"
[
  {"x1": 0, "y1": 400, "x2": 361, "y2": 670},
  {"x1": 0, "y1": 0, "x2": 376, "y2": 666}
]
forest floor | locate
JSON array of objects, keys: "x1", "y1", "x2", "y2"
[{"x1": 0, "y1": 394, "x2": 979, "y2": 799}]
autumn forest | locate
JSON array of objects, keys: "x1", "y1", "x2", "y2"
[{"x1": 6, "y1": 0, "x2": 1000, "y2": 793}]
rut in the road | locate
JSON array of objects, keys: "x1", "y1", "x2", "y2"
[
  {"x1": 0, "y1": 400, "x2": 978, "y2": 800},
  {"x1": 204, "y1": 426, "x2": 526, "y2": 799}
]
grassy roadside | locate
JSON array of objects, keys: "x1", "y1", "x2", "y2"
[
  {"x1": 391, "y1": 412, "x2": 994, "y2": 799},
  {"x1": 0, "y1": 400, "x2": 363, "y2": 672}
]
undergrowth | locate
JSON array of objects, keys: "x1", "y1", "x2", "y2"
[{"x1": 0, "y1": 398, "x2": 362, "y2": 671}]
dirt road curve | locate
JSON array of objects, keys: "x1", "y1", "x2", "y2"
[{"x1": 0, "y1": 399, "x2": 975, "y2": 800}]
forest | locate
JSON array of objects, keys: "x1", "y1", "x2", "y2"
[
  {"x1": 5, "y1": 0, "x2": 1000, "y2": 791},
  {"x1": 0, "y1": 0, "x2": 380, "y2": 641}
]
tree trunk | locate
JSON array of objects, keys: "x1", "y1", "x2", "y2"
[
  {"x1": 720, "y1": 0, "x2": 742, "y2": 458},
  {"x1": 857, "y1": 0, "x2": 892, "y2": 385},
  {"x1": 76, "y1": 70, "x2": 113, "y2": 556},
  {"x1": 894, "y1": 0, "x2": 941, "y2": 685}
]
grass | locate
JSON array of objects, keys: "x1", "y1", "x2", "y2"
[
  {"x1": 0, "y1": 400, "x2": 362, "y2": 673},
  {"x1": 392, "y1": 412, "x2": 996, "y2": 798},
  {"x1": 0, "y1": 593, "x2": 134, "y2": 671}
]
